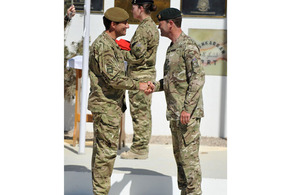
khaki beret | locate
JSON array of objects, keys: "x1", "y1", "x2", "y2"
[
  {"x1": 157, "y1": 8, "x2": 182, "y2": 21},
  {"x1": 104, "y1": 7, "x2": 129, "y2": 22}
]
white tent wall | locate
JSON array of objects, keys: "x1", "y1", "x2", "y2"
[{"x1": 64, "y1": 0, "x2": 227, "y2": 138}]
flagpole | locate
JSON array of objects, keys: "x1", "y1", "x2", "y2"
[{"x1": 78, "y1": 0, "x2": 91, "y2": 154}]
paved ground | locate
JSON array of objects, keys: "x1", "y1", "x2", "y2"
[{"x1": 64, "y1": 140, "x2": 227, "y2": 195}]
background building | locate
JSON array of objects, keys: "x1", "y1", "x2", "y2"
[{"x1": 64, "y1": 0, "x2": 227, "y2": 138}]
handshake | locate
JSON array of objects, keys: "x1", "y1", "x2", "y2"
[{"x1": 139, "y1": 81, "x2": 155, "y2": 95}]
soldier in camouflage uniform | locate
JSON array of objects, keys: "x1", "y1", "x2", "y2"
[
  {"x1": 148, "y1": 8, "x2": 205, "y2": 195},
  {"x1": 88, "y1": 7, "x2": 149, "y2": 195},
  {"x1": 119, "y1": 0, "x2": 159, "y2": 159}
]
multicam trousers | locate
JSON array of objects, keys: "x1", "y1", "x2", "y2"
[
  {"x1": 170, "y1": 118, "x2": 202, "y2": 195},
  {"x1": 91, "y1": 112, "x2": 121, "y2": 195},
  {"x1": 128, "y1": 89, "x2": 152, "y2": 154}
]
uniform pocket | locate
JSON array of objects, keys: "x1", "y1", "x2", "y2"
[
  {"x1": 181, "y1": 118, "x2": 201, "y2": 146},
  {"x1": 99, "y1": 114, "x2": 121, "y2": 128}
]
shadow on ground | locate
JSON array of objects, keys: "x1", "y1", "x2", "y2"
[{"x1": 64, "y1": 165, "x2": 174, "y2": 195}]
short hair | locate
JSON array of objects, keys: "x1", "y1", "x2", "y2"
[
  {"x1": 168, "y1": 16, "x2": 182, "y2": 28},
  {"x1": 103, "y1": 16, "x2": 122, "y2": 30},
  {"x1": 103, "y1": 16, "x2": 112, "y2": 30}
]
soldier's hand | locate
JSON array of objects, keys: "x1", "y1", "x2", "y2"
[
  {"x1": 67, "y1": 5, "x2": 76, "y2": 19},
  {"x1": 139, "y1": 82, "x2": 148, "y2": 91},
  {"x1": 180, "y1": 111, "x2": 191, "y2": 125},
  {"x1": 144, "y1": 81, "x2": 155, "y2": 95}
]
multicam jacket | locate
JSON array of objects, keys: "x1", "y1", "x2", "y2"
[
  {"x1": 154, "y1": 32, "x2": 205, "y2": 120},
  {"x1": 123, "y1": 16, "x2": 159, "y2": 81},
  {"x1": 88, "y1": 31, "x2": 140, "y2": 115}
]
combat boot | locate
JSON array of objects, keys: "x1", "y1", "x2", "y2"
[{"x1": 120, "y1": 150, "x2": 148, "y2": 159}]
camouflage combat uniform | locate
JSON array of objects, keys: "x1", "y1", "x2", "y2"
[
  {"x1": 123, "y1": 16, "x2": 159, "y2": 155},
  {"x1": 154, "y1": 32, "x2": 205, "y2": 195},
  {"x1": 88, "y1": 31, "x2": 140, "y2": 195}
]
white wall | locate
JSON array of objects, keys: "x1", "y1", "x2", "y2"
[{"x1": 64, "y1": 0, "x2": 227, "y2": 138}]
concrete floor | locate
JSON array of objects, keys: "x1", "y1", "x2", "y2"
[{"x1": 64, "y1": 142, "x2": 227, "y2": 195}]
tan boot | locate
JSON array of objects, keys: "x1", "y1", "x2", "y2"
[{"x1": 120, "y1": 150, "x2": 148, "y2": 159}]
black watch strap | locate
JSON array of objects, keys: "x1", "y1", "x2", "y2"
[{"x1": 64, "y1": 14, "x2": 71, "y2": 22}]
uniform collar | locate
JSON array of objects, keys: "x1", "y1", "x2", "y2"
[
  {"x1": 170, "y1": 31, "x2": 185, "y2": 47},
  {"x1": 103, "y1": 31, "x2": 119, "y2": 48},
  {"x1": 139, "y1": 16, "x2": 152, "y2": 26}
]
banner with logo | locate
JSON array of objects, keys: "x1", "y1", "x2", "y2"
[
  {"x1": 189, "y1": 29, "x2": 227, "y2": 76},
  {"x1": 181, "y1": 0, "x2": 226, "y2": 18}
]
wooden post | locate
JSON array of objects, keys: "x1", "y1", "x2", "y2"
[
  {"x1": 119, "y1": 113, "x2": 126, "y2": 150},
  {"x1": 72, "y1": 69, "x2": 81, "y2": 147}
]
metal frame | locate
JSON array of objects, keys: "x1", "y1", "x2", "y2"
[{"x1": 71, "y1": 0, "x2": 104, "y2": 14}]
